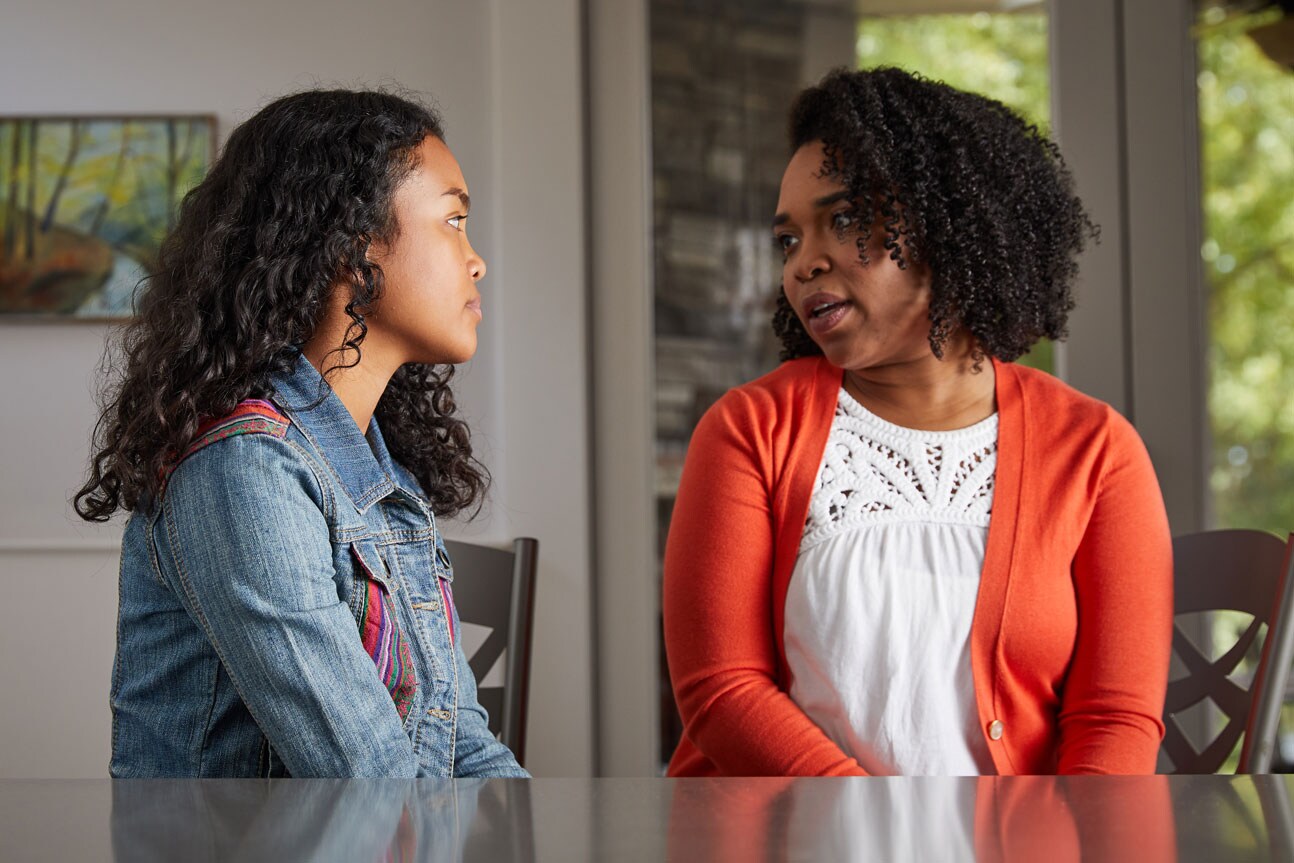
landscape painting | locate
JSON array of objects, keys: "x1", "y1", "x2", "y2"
[{"x1": 0, "y1": 116, "x2": 214, "y2": 318}]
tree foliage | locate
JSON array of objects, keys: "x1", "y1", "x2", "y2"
[{"x1": 1197, "y1": 6, "x2": 1294, "y2": 535}]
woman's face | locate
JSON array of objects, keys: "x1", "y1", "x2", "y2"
[
  {"x1": 773, "y1": 140, "x2": 934, "y2": 373},
  {"x1": 367, "y1": 135, "x2": 485, "y2": 366}
]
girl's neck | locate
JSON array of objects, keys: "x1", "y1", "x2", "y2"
[
  {"x1": 301, "y1": 300, "x2": 400, "y2": 433},
  {"x1": 302, "y1": 350, "x2": 393, "y2": 434}
]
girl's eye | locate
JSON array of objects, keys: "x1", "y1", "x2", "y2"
[
  {"x1": 448, "y1": 215, "x2": 467, "y2": 230},
  {"x1": 773, "y1": 234, "x2": 798, "y2": 256},
  {"x1": 831, "y1": 211, "x2": 855, "y2": 231}
]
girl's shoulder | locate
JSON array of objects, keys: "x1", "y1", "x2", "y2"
[
  {"x1": 177, "y1": 400, "x2": 291, "y2": 461},
  {"x1": 158, "y1": 399, "x2": 329, "y2": 514},
  {"x1": 162, "y1": 400, "x2": 292, "y2": 485}
]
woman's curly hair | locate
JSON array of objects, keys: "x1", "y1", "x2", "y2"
[
  {"x1": 75, "y1": 89, "x2": 488, "y2": 521},
  {"x1": 772, "y1": 67, "x2": 1095, "y2": 362}
]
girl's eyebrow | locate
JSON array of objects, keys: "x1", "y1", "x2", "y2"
[
  {"x1": 772, "y1": 191, "x2": 852, "y2": 228},
  {"x1": 442, "y1": 187, "x2": 471, "y2": 210}
]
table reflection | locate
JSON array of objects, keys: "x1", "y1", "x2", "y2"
[
  {"x1": 666, "y1": 775, "x2": 1293, "y2": 863},
  {"x1": 111, "y1": 778, "x2": 531, "y2": 863},
  {"x1": 3, "y1": 774, "x2": 1282, "y2": 862}
]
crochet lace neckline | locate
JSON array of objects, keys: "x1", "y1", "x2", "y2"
[{"x1": 800, "y1": 388, "x2": 999, "y2": 549}]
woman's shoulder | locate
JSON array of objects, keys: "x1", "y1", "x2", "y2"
[
  {"x1": 1004, "y1": 361, "x2": 1118, "y2": 418},
  {"x1": 707, "y1": 357, "x2": 835, "y2": 421},
  {"x1": 683, "y1": 357, "x2": 838, "y2": 472},
  {"x1": 1000, "y1": 361, "x2": 1143, "y2": 451}
]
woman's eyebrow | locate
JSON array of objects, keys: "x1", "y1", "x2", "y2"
[
  {"x1": 813, "y1": 191, "x2": 852, "y2": 209},
  {"x1": 442, "y1": 187, "x2": 471, "y2": 210},
  {"x1": 772, "y1": 191, "x2": 853, "y2": 228}
]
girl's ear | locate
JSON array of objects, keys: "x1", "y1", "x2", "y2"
[{"x1": 364, "y1": 234, "x2": 392, "y2": 264}]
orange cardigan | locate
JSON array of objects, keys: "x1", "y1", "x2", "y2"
[{"x1": 663, "y1": 357, "x2": 1173, "y2": 776}]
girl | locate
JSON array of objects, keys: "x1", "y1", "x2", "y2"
[{"x1": 77, "y1": 89, "x2": 526, "y2": 778}]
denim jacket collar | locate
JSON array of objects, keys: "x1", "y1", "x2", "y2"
[{"x1": 270, "y1": 352, "x2": 407, "y2": 513}]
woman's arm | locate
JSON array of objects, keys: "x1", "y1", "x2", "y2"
[
  {"x1": 159, "y1": 434, "x2": 420, "y2": 778},
  {"x1": 663, "y1": 394, "x2": 866, "y2": 776},
  {"x1": 1057, "y1": 413, "x2": 1174, "y2": 774}
]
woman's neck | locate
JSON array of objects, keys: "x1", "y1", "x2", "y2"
[{"x1": 842, "y1": 340, "x2": 996, "y2": 432}]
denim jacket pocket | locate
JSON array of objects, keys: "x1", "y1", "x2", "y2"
[{"x1": 350, "y1": 541, "x2": 418, "y2": 721}]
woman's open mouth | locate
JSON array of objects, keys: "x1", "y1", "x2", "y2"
[{"x1": 801, "y1": 294, "x2": 850, "y2": 336}]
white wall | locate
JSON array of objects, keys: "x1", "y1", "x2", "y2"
[{"x1": 0, "y1": 0, "x2": 593, "y2": 778}]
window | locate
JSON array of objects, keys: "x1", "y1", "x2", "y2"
[{"x1": 1197, "y1": 1, "x2": 1294, "y2": 769}]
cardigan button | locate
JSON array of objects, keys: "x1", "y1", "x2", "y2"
[{"x1": 988, "y1": 720, "x2": 1004, "y2": 740}]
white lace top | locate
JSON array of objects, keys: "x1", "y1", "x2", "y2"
[{"x1": 783, "y1": 387, "x2": 999, "y2": 775}]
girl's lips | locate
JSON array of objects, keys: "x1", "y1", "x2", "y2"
[{"x1": 466, "y1": 298, "x2": 482, "y2": 319}]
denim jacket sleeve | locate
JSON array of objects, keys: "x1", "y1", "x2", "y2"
[
  {"x1": 156, "y1": 433, "x2": 420, "y2": 778},
  {"x1": 447, "y1": 595, "x2": 530, "y2": 778}
]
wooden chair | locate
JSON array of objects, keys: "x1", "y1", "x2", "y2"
[
  {"x1": 1160, "y1": 529, "x2": 1294, "y2": 773},
  {"x1": 444, "y1": 537, "x2": 539, "y2": 766}
]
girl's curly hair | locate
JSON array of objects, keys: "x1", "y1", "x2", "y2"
[
  {"x1": 772, "y1": 67, "x2": 1095, "y2": 363},
  {"x1": 75, "y1": 89, "x2": 488, "y2": 521}
]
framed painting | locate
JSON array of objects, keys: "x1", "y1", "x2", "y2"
[{"x1": 0, "y1": 115, "x2": 215, "y2": 319}]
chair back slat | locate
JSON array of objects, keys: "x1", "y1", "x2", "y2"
[
  {"x1": 1172, "y1": 530, "x2": 1285, "y2": 616},
  {"x1": 444, "y1": 537, "x2": 540, "y2": 767},
  {"x1": 1164, "y1": 529, "x2": 1294, "y2": 774},
  {"x1": 1240, "y1": 536, "x2": 1294, "y2": 772}
]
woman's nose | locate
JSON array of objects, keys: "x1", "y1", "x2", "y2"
[{"x1": 793, "y1": 237, "x2": 830, "y2": 283}]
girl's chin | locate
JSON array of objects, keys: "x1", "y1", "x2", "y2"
[{"x1": 418, "y1": 341, "x2": 477, "y2": 366}]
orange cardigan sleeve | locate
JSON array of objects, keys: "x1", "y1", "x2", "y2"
[
  {"x1": 663, "y1": 391, "x2": 867, "y2": 776},
  {"x1": 1055, "y1": 408, "x2": 1173, "y2": 773}
]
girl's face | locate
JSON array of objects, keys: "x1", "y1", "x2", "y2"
[
  {"x1": 773, "y1": 140, "x2": 934, "y2": 373},
  {"x1": 367, "y1": 135, "x2": 485, "y2": 366}
]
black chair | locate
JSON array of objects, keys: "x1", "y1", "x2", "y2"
[
  {"x1": 444, "y1": 537, "x2": 539, "y2": 766},
  {"x1": 1160, "y1": 529, "x2": 1294, "y2": 773}
]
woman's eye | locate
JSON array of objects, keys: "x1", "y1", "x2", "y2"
[
  {"x1": 831, "y1": 211, "x2": 855, "y2": 231},
  {"x1": 773, "y1": 234, "x2": 797, "y2": 256},
  {"x1": 447, "y1": 215, "x2": 467, "y2": 230}
]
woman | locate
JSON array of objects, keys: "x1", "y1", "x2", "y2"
[
  {"x1": 76, "y1": 89, "x2": 527, "y2": 778},
  {"x1": 663, "y1": 68, "x2": 1173, "y2": 776}
]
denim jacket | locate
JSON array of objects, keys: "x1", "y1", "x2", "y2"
[{"x1": 110, "y1": 353, "x2": 527, "y2": 778}]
